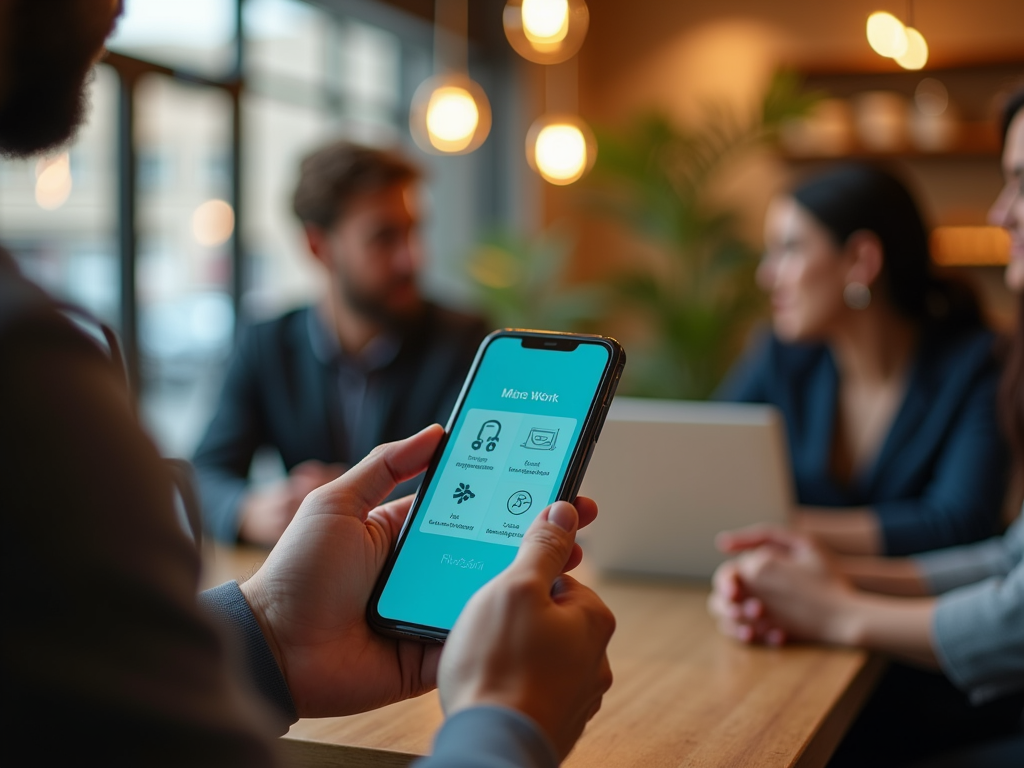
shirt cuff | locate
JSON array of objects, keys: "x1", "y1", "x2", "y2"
[
  {"x1": 914, "y1": 537, "x2": 1015, "y2": 594},
  {"x1": 416, "y1": 706, "x2": 559, "y2": 768},
  {"x1": 198, "y1": 580, "x2": 298, "y2": 724},
  {"x1": 932, "y1": 576, "x2": 1024, "y2": 704}
]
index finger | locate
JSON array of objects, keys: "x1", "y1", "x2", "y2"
[
  {"x1": 573, "y1": 496, "x2": 598, "y2": 530},
  {"x1": 715, "y1": 524, "x2": 798, "y2": 554}
]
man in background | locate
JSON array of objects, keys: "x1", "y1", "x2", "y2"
[
  {"x1": 193, "y1": 142, "x2": 487, "y2": 545},
  {"x1": 1, "y1": 2, "x2": 614, "y2": 766}
]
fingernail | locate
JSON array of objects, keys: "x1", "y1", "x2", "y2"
[{"x1": 547, "y1": 502, "x2": 576, "y2": 532}]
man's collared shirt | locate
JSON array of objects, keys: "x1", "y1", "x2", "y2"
[{"x1": 307, "y1": 308, "x2": 401, "y2": 461}]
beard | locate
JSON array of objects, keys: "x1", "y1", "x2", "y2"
[
  {"x1": 338, "y1": 269, "x2": 424, "y2": 332},
  {"x1": 0, "y1": 1, "x2": 114, "y2": 158}
]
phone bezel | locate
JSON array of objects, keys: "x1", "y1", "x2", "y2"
[{"x1": 366, "y1": 328, "x2": 625, "y2": 643}]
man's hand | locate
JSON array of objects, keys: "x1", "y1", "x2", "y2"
[
  {"x1": 239, "y1": 425, "x2": 445, "y2": 716},
  {"x1": 708, "y1": 526, "x2": 856, "y2": 646},
  {"x1": 439, "y1": 501, "x2": 616, "y2": 760},
  {"x1": 238, "y1": 461, "x2": 346, "y2": 547},
  {"x1": 237, "y1": 425, "x2": 603, "y2": 720}
]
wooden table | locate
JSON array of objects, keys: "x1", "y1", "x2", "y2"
[{"x1": 202, "y1": 545, "x2": 882, "y2": 768}]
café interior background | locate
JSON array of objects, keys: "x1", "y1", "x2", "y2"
[{"x1": 1, "y1": 0, "x2": 1021, "y2": 458}]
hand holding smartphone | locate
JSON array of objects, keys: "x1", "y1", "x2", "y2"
[{"x1": 368, "y1": 330, "x2": 625, "y2": 642}]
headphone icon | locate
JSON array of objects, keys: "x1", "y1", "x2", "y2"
[{"x1": 471, "y1": 419, "x2": 501, "y2": 452}]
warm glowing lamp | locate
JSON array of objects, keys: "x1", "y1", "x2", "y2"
[
  {"x1": 503, "y1": 0, "x2": 589, "y2": 64},
  {"x1": 866, "y1": 12, "x2": 908, "y2": 58},
  {"x1": 411, "y1": 75, "x2": 491, "y2": 155},
  {"x1": 411, "y1": 0, "x2": 491, "y2": 155},
  {"x1": 527, "y1": 114, "x2": 596, "y2": 185},
  {"x1": 522, "y1": 0, "x2": 569, "y2": 44},
  {"x1": 895, "y1": 27, "x2": 928, "y2": 70},
  {"x1": 426, "y1": 87, "x2": 479, "y2": 148}
]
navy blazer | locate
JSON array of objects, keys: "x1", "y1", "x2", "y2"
[
  {"x1": 192, "y1": 305, "x2": 488, "y2": 542},
  {"x1": 717, "y1": 327, "x2": 1009, "y2": 555}
]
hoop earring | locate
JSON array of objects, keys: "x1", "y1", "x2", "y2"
[{"x1": 844, "y1": 282, "x2": 871, "y2": 310}]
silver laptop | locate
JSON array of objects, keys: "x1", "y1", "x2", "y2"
[{"x1": 579, "y1": 398, "x2": 793, "y2": 581}]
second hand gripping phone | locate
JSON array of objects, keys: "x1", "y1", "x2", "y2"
[{"x1": 368, "y1": 329, "x2": 625, "y2": 642}]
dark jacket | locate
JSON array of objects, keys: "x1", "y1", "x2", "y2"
[
  {"x1": 1, "y1": 259, "x2": 281, "y2": 764},
  {"x1": 192, "y1": 305, "x2": 488, "y2": 542},
  {"x1": 717, "y1": 328, "x2": 1009, "y2": 555}
]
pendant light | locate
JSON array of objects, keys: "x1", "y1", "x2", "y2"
[
  {"x1": 526, "y1": 57, "x2": 596, "y2": 185},
  {"x1": 503, "y1": 0, "x2": 589, "y2": 65},
  {"x1": 866, "y1": 2, "x2": 928, "y2": 70},
  {"x1": 410, "y1": 0, "x2": 491, "y2": 155}
]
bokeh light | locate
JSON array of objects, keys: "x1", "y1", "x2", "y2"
[
  {"x1": 35, "y1": 153, "x2": 73, "y2": 210},
  {"x1": 526, "y1": 115, "x2": 596, "y2": 185},
  {"x1": 426, "y1": 86, "x2": 480, "y2": 151},
  {"x1": 522, "y1": 0, "x2": 569, "y2": 45},
  {"x1": 192, "y1": 199, "x2": 235, "y2": 247},
  {"x1": 503, "y1": 0, "x2": 589, "y2": 64},
  {"x1": 410, "y1": 75, "x2": 492, "y2": 155},
  {"x1": 866, "y1": 12, "x2": 908, "y2": 58},
  {"x1": 895, "y1": 27, "x2": 929, "y2": 70},
  {"x1": 914, "y1": 78, "x2": 948, "y2": 116}
]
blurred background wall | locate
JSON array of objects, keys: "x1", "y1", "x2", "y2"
[{"x1": 1, "y1": 0, "x2": 1021, "y2": 454}]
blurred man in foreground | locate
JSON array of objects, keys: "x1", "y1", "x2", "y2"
[
  {"x1": 193, "y1": 141, "x2": 487, "y2": 546},
  {"x1": 0, "y1": 2, "x2": 613, "y2": 765}
]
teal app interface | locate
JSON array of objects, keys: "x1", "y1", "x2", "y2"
[{"x1": 376, "y1": 337, "x2": 611, "y2": 631}]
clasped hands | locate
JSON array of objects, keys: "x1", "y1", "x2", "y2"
[
  {"x1": 238, "y1": 424, "x2": 615, "y2": 759},
  {"x1": 708, "y1": 526, "x2": 859, "y2": 647}
]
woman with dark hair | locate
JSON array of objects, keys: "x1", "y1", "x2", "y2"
[
  {"x1": 710, "y1": 91, "x2": 1024, "y2": 768},
  {"x1": 719, "y1": 163, "x2": 1008, "y2": 556}
]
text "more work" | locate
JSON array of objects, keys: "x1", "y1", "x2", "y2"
[{"x1": 501, "y1": 388, "x2": 559, "y2": 403}]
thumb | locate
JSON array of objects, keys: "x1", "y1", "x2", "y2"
[{"x1": 507, "y1": 502, "x2": 578, "y2": 585}]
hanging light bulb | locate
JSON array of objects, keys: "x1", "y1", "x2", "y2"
[
  {"x1": 411, "y1": 0, "x2": 491, "y2": 155},
  {"x1": 427, "y1": 87, "x2": 479, "y2": 146},
  {"x1": 503, "y1": 0, "x2": 589, "y2": 64},
  {"x1": 866, "y1": 11, "x2": 908, "y2": 58},
  {"x1": 412, "y1": 75, "x2": 491, "y2": 155},
  {"x1": 527, "y1": 114, "x2": 596, "y2": 185},
  {"x1": 895, "y1": 27, "x2": 928, "y2": 69},
  {"x1": 522, "y1": 0, "x2": 569, "y2": 44}
]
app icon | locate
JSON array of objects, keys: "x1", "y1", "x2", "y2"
[
  {"x1": 522, "y1": 427, "x2": 558, "y2": 451},
  {"x1": 471, "y1": 419, "x2": 501, "y2": 452},
  {"x1": 452, "y1": 483, "x2": 476, "y2": 504},
  {"x1": 507, "y1": 490, "x2": 533, "y2": 515}
]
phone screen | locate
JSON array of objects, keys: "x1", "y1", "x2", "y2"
[{"x1": 375, "y1": 335, "x2": 613, "y2": 633}]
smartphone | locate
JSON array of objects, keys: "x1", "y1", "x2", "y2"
[{"x1": 368, "y1": 329, "x2": 625, "y2": 642}]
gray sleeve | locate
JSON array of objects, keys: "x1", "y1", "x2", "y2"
[
  {"x1": 915, "y1": 515, "x2": 1024, "y2": 593},
  {"x1": 932, "y1": 557, "x2": 1024, "y2": 704},
  {"x1": 199, "y1": 581, "x2": 297, "y2": 725},
  {"x1": 413, "y1": 706, "x2": 558, "y2": 768}
]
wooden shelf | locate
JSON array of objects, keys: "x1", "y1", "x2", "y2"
[
  {"x1": 787, "y1": 55, "x2": 1024, "y2": 79},
  {"x1": 779, "y1": 131, "x2": 1001, "y2": 162},
  {"x1": 778, "y1": 60, "x2": 1019, "y2": 162}
]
